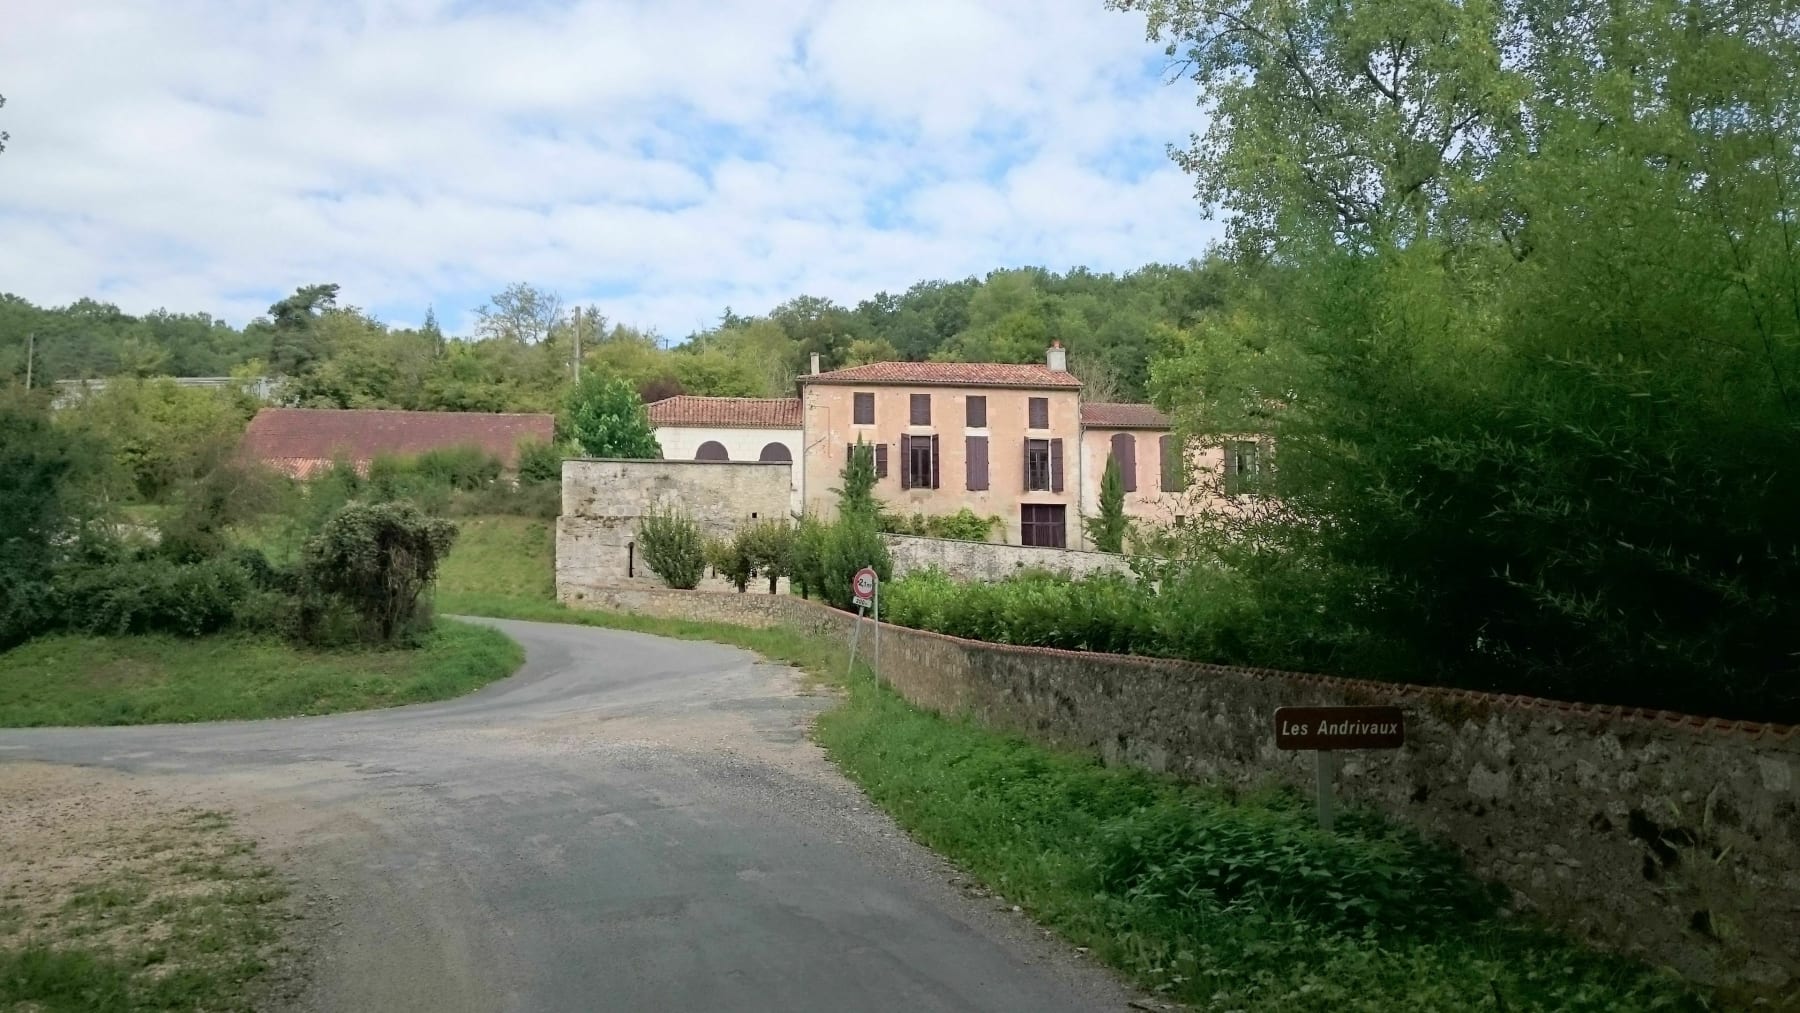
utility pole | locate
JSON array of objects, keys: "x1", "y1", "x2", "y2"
[
  {"x1": 24, "y1": 332, "x2": 33, "y2": 389},
  {"x1": 571, "y1": 308, "x2": 582, "y2": 382}
]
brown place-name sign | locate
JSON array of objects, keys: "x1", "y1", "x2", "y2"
[{"x1": 1275, "y1": 706, "x2": 1405, "y2": 750}]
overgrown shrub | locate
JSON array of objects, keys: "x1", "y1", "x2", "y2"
[
  {"x1": 55, "y1": 556, "x2": 253, "y2": 638},
  {"x1": 636, "y1": 504, "x2": 706, "y2": 589},
  {"x1": 791, "y1": 514, "x2": 892, "y2": 610},
  {"x1": 447, "y1": 481, "x2": 560, "y2": 520},
  {"x1": 516, "y1": 439, "x2": 564, "y2": 485},
  {"x1": 880, "y1": 508, "x2": 1001, "y2": 542},
  {"x1": 297, "y1": 501, "x2": 458, "y2": 644},
  {"x1": 414, "y1": 445, "x2": 502, "y2": 490}
]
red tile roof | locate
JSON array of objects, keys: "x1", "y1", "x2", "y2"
[
  {"x1": 240, "y1": 408, "x2": 554, "y2": 477},
  {"x1": 800, "y1": 361, "x2": 1083, "y2": 389},
  {"x1": 1081, "y1": 402, "x2": 1171, "y2": 429},
  {"x1": 646, "y1": 396, "x2": 802, "y2": 429}
]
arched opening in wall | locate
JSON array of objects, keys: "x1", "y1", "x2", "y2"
[
  {"x1": 695, "y1": 441, "x2": 729, "y2": 461},
  {"x1": 758, "y1": 442, "x2": 792, "y2": 463},
  {"x1": 1109, "y1": 432, "x2": 1138, "y2": 492}
]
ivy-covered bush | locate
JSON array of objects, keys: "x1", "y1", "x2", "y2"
[
  {"x1": 297, "y1": 501, "x2": 458, "y2": 644},
  {"x1": 880, "y1": 507, "x2": 1001, "y2": 542}
]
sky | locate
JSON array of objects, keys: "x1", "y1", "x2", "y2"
[{"x1": 0, "y1": 0, "x2": 1216, "y2": 340}]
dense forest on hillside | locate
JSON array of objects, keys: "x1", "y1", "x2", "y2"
[{"x1": 0, "y1": 261, "x2": 1230, "y2": 410}]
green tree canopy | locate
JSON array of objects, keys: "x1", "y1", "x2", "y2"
[{"x1": 564, "y1": 373, "x2": 661, "y2": 459}]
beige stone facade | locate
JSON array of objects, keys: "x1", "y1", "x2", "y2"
[
  {"x1": 641, "y1": 350, "x2": 1254, "y2": 551},
  {"x1": 801, "y1": 376, "x2": 1082, "y2": 546}
]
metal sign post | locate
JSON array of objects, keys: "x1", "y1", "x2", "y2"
[
  {"x1": 848, "y1": 567, "x2": 878, "y2": 681},
  {"x1": 1274, "y1": 706, "x2": 1405, "y2": 832}
]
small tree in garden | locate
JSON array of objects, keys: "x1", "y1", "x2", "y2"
[
  {"x1": 565, "y1": 373, "x2": 661, "y2": 459},
  {"x1": 706, "y1": 536, "x2": 754, "y2": 592},
  {"x1": 516, "y1": 439, "x2": 565, "y2": 485},
  {"x1": 1085, "y1": 454, "x2": 1130, "y2": 553},
  {"x1": 637, "y1": 504, "x2": 706, "y2": 589},
  {"x1": 742, "y1": 519, "x2": 795, "y2": 594},
  {"x1": 299, "y1": 501, "x2": 458, "y2": 644}
]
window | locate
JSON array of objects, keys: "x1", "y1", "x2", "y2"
[
  {"x1": 758, "y1": 442, "x2": 791, "y2": 463},
  {"x1": 1021, "y1": 505, "x2": 1066, "y2": 548},
  {"x1": 900, "y1": 434, "x2": 939, "y2": 489},
  {"x1": 1023, "y1": 437, "x2": 1062, "y2": 492},
  {"x1": 910, "y1": 392, "x2": 931, "y2": 425},
  {"x1": 1027, "y1": 397, "x2": 1049, "y2": 430},
  {"x1": 1224, "y1": 439, "x2": 1260, "y2": 494},
  {"x1": 695, "y1": 441, "x2": 729, "y2": 461},
  {"x1": 1159, "y1": 434, "x2": 1185, "y2": 492},
  {"x1": 965, "y1": 435, "x2": 988, "y2": 490},
  {"x1": 966, "y1": 395, "x2": 987, "y2": 428},
  {"x1": 1109, "y1": 433, "x2": 1137, "y2": 493},
  {"x1": 853, "y1": 392, "x2": 875, "y2": 425}
]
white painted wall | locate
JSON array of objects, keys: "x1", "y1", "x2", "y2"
[{"x1": 653, "y1": 425, "x2": 803, "y2": 516}]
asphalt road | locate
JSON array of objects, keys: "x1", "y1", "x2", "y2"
[{"x1": 0, "y1": 617, "x2": 1138, "y2": 1012}]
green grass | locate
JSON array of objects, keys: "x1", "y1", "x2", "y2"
[
  {"x1": 0, "y1": 620, "x2": 522, "y2": 727},
  {"x1": 0, "y1": 810, "x2": 291, "y2": 1012},
  {"x1": 436, "y1": 514, "x2": 557, "y2": 602},
  {"x1": 445, "y1": 593, "x2": 1705, "y2": 1011}
]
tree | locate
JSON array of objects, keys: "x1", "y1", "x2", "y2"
[
  {"x1": 265, "y1": 283, "x2": 340, "y2": 376},
  {"x1": 564, "y1": 373, "x2": 661, "y2": 459},
  {"x1": 475, "y1": 283, "x2": 562, "y2": 345},
  {"x1": 0, "y1": 392, "x2": 100, "y2": 646},
  {"x1": 1124, "y1": 0, "x2": 1800, "y2": 720},
  {"x1": 836, "y1": 438, "x2": 879, "y2": 519},
  {"x1": 1085, "y1": 454, "x2": 1129, "y2": 553}
]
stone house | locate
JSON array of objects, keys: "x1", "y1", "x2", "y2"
[{"x1": 646, "y1": 344, "x2": 1248, "y2": 548}]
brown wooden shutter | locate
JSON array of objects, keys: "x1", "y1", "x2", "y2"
[
  {"x1": 854, "y1": 392, "x2": 874, "y2": 425},
  {"x1": 930, "y1": 434, "x2": 941, "y2": 489},
  {"x1": 1022, "y1": 437, "x2": 1032, "y2": 492},
  {"x1": 899, "y1": 434, "x2": 911, "y2": 489},
  {"x1": 911, "y1": 392, "x2": 930, "y2": 425},
  {"x1": 1028, "y1": 397, "x2": 1048, "y2": 429},
  {"x1": 845, "y1": 443, "x2": 853, "y2": 470},
  {"x1": 1050, "y1": 438, "x2": 1064, "y2": 492},
  {"x1": 966, "y1": 435, "x2": 988, "y2": 490},
  {"x1": 875, "y1": 443, "x2": 888, "y2": 479},
  {"x1": 966, "y1": 396, "x2": 986, "y2": 428},
  {"x1": 1111, "y1": 433, "x2": 1137, "y2": 493}
]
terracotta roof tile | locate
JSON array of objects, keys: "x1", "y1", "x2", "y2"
[
  {"x1": 1081, "y1": 402, "x2": 1171, "y2": 429},
  {"x1": 800, "y1": 361, "x2": 1082, "y2": 389},
  {"x1": 239, "y1": 408, "x2": 554, "y2": 476},
  {"x1": 646, "y1": 396, "x2": 802, "y2": 429}
]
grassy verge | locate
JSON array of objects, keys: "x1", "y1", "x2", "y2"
[
  {"x1": 436, "y1": 515, "x2": 556, "y2": 602},
  {"x1": 0, "y1": 620, "x2": 522, "y2": 727},
  {"x1": 446, "y1": 592, "x2": 1702, "y2": 1011},
  {"x1": 0, "y1": 784, "x2": 293, "y2": 1013}
]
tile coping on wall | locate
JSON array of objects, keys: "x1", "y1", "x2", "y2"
[{"x1": 622, "y1": 588, "x2": 1799, "y2": 742}]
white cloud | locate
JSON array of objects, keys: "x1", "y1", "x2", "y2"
[{"x1": 0, "y1": 0, "x2": 1217, "y2": 341}]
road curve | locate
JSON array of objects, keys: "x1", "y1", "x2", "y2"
[{"x1": 0, "y1": 617, "x2": 1139, "y2": 1012}]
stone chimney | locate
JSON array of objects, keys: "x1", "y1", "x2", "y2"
[
  {"x1": 810, "y1": 352, "x2": 821, "y2": 376},
  {"x1": 1046, "y1": 340, "x2": 1067, "y2": 372}
]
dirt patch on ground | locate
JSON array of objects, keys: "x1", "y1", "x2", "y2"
[{"x1": 0, "y1": 762, "x2": 304, "y2": 1010}]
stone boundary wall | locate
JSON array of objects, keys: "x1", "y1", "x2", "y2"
[
  {"x1": 559, "y1": 585, "x2": 1800, "y2": 998},
  {"x1": 883, "y1": 533, "x2": 1143, "y2": 581}
]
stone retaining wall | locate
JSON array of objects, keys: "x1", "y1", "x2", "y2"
[{"x1": 558, "y1": 585, "x2": 1800, "y2": 999}]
